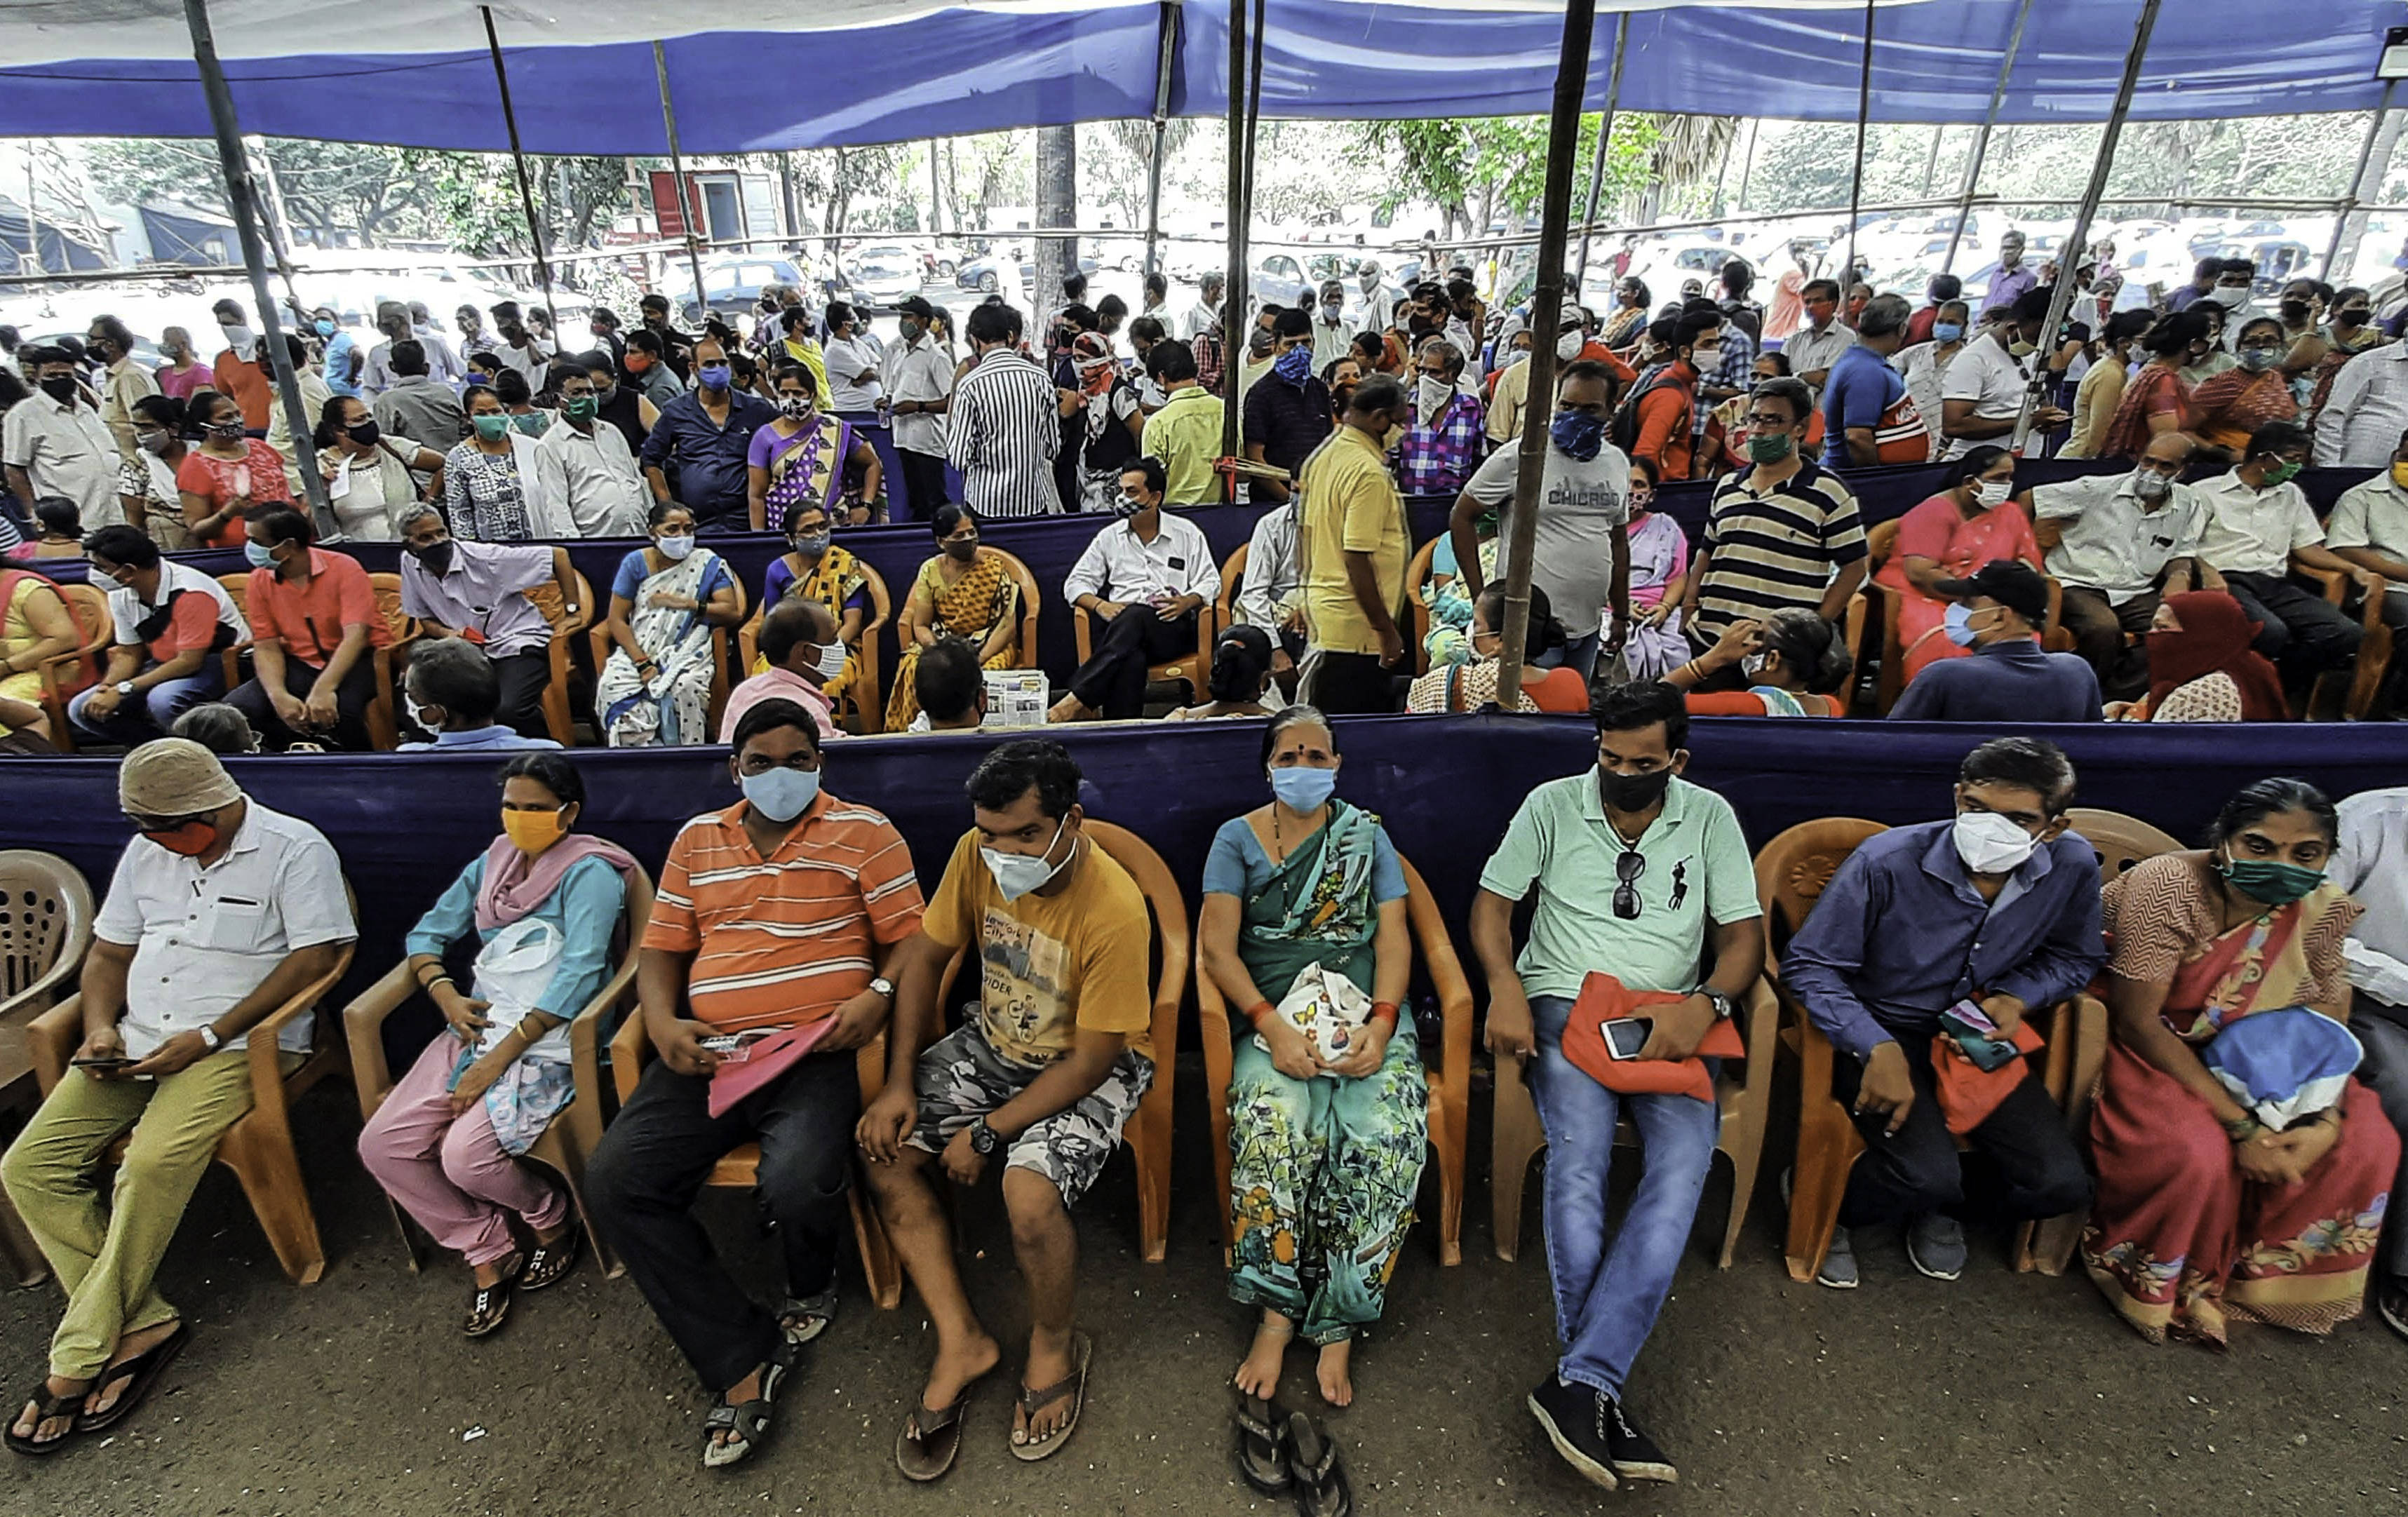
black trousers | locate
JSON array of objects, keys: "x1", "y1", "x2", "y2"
[
  {"x1": 1305, "y1": 648, "x2": 1402, "y2": 714},
  {"x1": 899, "y1": 448, "x2": 950, "y2": 521},
  {"x1": 2223, "y1": 571, "x2": 2363, "y2": 682},
  {"x1": 226, "y1": 654, "x2": 379, "y2": 751},
  {"x1": 492, "y1": 647, "x2": 553, "y2": 740},
  {"x1": 1832, "y1": 1030, "x2": 2092, "y2": 1230},
  {"x1": 584, "y1": 1051, "x2": 861, "y2": 1392},
  {"x1": 1070, "y1": 604, "x2": 1195, "y2": 717},
  {"x1": 2057, "y1": 586, "x2": 2162, "y2": 703}
]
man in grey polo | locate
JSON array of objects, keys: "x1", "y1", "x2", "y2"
[
  {"x1": 396, "y1": 503, "x2": 577, "y2": 740},
  {"x1": 2030, "y1": 431, "x2": 2217, "y2": 700}
]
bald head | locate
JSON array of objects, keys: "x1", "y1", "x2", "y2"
[
  {"x1": 2139, "y1": 431, "x2": 2195, "y2": 471},
  {"x1": 761, "y1": 596, "x2": 839, "y2": 676}
]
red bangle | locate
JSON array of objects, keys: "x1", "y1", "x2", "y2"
[
  {"x1": 1244, "y1": 1001, "x2": 1276, "y2": 1027},
  {"x1": 1371, "y1": 1001, "x2": 1399, "y2": 1025}
]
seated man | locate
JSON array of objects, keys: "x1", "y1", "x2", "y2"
[
  {"x1": 858, "y1": 739, "x2": 1157, "y2": 1477},
  {"x1": 1887, "y1": 561, "x2": 2102, "y2": 722},
  {"x1": 2031, "y1": 431, "x2": 2216, "y2": 701},
  {"x1": 1473, "y1": 682, "x2": 1765, "y2": 1491},
  {"x1": 717, "y1": 598, "x2": 844, "y2": 743},
  {"x1": 1781, "y1": 737, "x2": 2104, "y2": 1288},
  {"x1": 396, "y1": 504, "x2": 575, "y2": 741},
  {"x1": 224, "y1": 508, "x2": 394, "y2": 751},
  {"x1": 584, "y1": 700, "x2": 924, "y2": 1469},
  {"x1": 2335, "y1": 784, "x2": 2408, "y2": 1339},
  {"x1": 396, "y1": 638, "x2": 560, "y2": 753},
  {"x1": 2194, "y1": 419, "x2": 2384, "y2": 696},
  {"x1": 67, "y1": 525, "x2": 245, "y2": 746},
  {"x1": 1050, "y1": 457, "x2": 1220, "y2": 721},
  {"x1": 907, "y1": 635, "x2": 988, "y2": 733},
  {"x1": 3, "y1": 739, "x2": 352, "y2": 1452},
  {"x1": 2322, "y1": 429, "x2": 2408, "y2": 717}
]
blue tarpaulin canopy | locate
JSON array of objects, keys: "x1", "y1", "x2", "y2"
[{"x1": 0, "y1": 1, "x2": 2399, "y2": 151}]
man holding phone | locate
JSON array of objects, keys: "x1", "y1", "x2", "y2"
[
  {"x1": 1782, "y1": 737, "x2": 2105, "y2": 1290},
  {"x1": 1473, "y1": 682, "x2": 1765, "y2": 1491},
  {"x1": 582, "y1": 700, "x2": 925, "y2": 1469},
  {"x1": 4, "y1": 739, "x2": 353, "y2": 1454}
]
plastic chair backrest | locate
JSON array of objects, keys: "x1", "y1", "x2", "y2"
[
  {"x1": 366, "y1": 572, "x2": 414, "y2": 642},
  {"x1": 523, "y1": 569, "x2": 597, "y2": 638},
  {"x1": 1753, "y1": 818, "x2": 1888, "y2": 953},
  {"x1": 1215, "y1": 543, "x2": 1249, "y2": 631},
  {"x1": 985, "y1": 548, "x2": 1044, "y2": 672},
  {"x1": 0, "y1": 849, "x2": 94, "y2": 1007},
  {"x1": 2064, "y1": 807, "x2": 2184, "y2": 881},
  {"x1": 1081, "y1": 820, "x2": 1190, "y2": 1063},
  {"x1": 1864, "y1": 519, "x2": 1899, "y2": 574}
]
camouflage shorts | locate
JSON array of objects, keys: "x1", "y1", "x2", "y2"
[{"x1": 904, "y1": 1025, "x2": 1155, "y2": 1206}]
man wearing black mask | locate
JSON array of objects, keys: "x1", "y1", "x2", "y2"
[
  {"x1": 394, "y1": 502, "x2": 575, "y2": 739},
  {"x1": 640, "y1": 293, "x2": 696, "y2": 381},
  {"x1": 580, "y1": 347, "x2": 657, "y2": 452},
  {"x1": 4, "y1": 344, "x2": 118, "y2": 527}
]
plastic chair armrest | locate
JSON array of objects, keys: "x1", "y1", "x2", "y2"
[
  {"x1": 340, "y1": 958, "x2": 423, "y2": 1119},
  {"x1": 27, "y1": 995, "x2": 83, "y2": 1095}
]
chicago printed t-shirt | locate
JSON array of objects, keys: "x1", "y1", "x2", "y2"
[
  {"x1": 1464, "y1": 440, "x2": 1631, "y2": 640},
  {"x1": 922, "y1": 828, "x2": 1155, "y2": 1068}
]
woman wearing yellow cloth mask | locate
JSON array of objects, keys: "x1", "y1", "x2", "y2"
[{"x1": 356, "y1": 753, "x2": 635, "y2": 1337}]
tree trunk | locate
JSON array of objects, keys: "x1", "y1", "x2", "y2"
[
  {"x1": 2332, "y1": 107, "x2": 2407, "y2": 283},
  {"x1": 823, "y1": 147, "x2": 848, "y2": 242},
  {"x1": 1034, "y1": 124, "x2": 1078, "y2": 316}
]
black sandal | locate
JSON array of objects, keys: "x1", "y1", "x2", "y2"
[
  {"x1": 1286, "y1": 1411, "x2": 1354, "y2": 1517},
  {"x1": 894, "y1": 1368, "x2": 989, "y2": 1483},
  {"x1": 6, "y1": 1385, "x2": 83, "y2": 1457},
  {"x1": 1233, "y1": 1391, "x2": 1293, "y2": 1495},
  {"x1": 520, "y1": 1227, "x2": 581, "y2": 1292},
  {"x1": 73, "y1": 1321, "x2": 189, "y2": 1435},
  {"x1": 1009, "y1": 1330, "x2": 1092, "y2": 1462},
  {"x1": 701, "y1": 1347, "x2": 793, "y2": 1469},
  {"x1": 463, "y1": 1255, "x2": 524, "y2": 1338}
]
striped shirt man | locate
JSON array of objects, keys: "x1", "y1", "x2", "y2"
[
  {"x1": 946, "y1": 347, "x2": 1063, "y2": 518},
  {"x1": 643, "y1": 790, "x2": 925, "y2": 1034},
  {"x1": 1693, "y1": 458, "x2": 1867, "y2": 640}
]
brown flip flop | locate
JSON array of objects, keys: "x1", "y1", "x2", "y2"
[
  {"x1": 72, "y1": 1321, "x2": 189, "y2": 1436},
  {"x1": 896, "y1": 1369, "x2": 989, "y2": 1482},
  {"x1": 1009, "y1": 1330, "x2": 1092, "y2": 1462}
]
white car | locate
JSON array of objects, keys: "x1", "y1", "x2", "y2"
[{"x1": 845, "y1": 245, "x2": 923, "y2": 307}]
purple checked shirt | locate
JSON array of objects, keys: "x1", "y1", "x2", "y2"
[{"x1": 1394, "y1": 389, "x2": 1486, "y2": 495}]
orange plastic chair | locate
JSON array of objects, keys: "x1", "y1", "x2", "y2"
[
  {"x1": 346, "y1": 864, "x2": 655, "y2": 1279},
  {"x1": 2064, "y1": 807, "x2": 2184, "y2": 882},
  {"x1": 31, "y1": 579, "x2": 107, "y2": 753},
  {"x1": 520, "y1": 569, "x2": 597, "y2": 746},
  {"x1": 1194, "y1": 853, "x2": 1473, "y2": 1267},
  {"x1": 983, "y1": 548, "x2": 1046, "y2": 673},
  {"x1": 1405, "y1": 536, "x2": 1441, "y2": 677},
  {"x1": 1213, "y1": 543, "x2": 1249, "y2": 637},
  {"x1": 2296, "y1": 563, "x2": 2394, "y2": 719},
  {"x1": 1072, "y1": 598, "x2": 1213, "y2": 709},
  {"x1": 736, "y1": 561, "x2": 895, "y2": 734},
  {"x1": 364, "y1": 572, "x2": 418, "y2": 750}
]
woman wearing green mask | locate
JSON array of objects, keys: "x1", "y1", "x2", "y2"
[
  {"x1": 2185, "y1": 317, "x2": 2298, "y2": 458},
  {"x1": 445, "y1": 387, "x2": 570, "y2": 541},
  {"x1": 2083, "y1": 778, "x2": 2399, "y2": 1347}
]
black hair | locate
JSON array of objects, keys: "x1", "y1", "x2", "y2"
[
  {"x1": 825, "y1": 302, "x2": 857, "y2": 332},
  {"x1": 624, "y1": 329, "x2": 664, "y2": 356},
  {"x1": 126, "y1": 392, "x2": 183, "y2": 436},
  {"x1": 281, "y1": 332, "x2": 311, "y2": 372},
  {"x1": 549, "y1": 359, "x2": 591, "y2": 388},
  {"x1": 1559, "y1": 358, "x2": 1614, "y2": 393},
  {"x1": 88, "y1": 315, "x2": 136, "y2": 356},
  {"x1": 966, "y1": 737, "x2": 1081, "y2": 819},
  {"x1": 2234, "y1": 316, "x2": 2285, "y2": 350},
  {"x1": 82, "y1": 522, "x2": 159, "y2": 569},
  {"x1": 169, "y1": 701, "x2": 257, "y2": 756},
  {"x1": 2193, "y1": 256, "x2": 2223, "y2": 281},
  {"x1": 1946, "y1": 444, "x2": 2014, "y2": 491},
  {"x1": 196, "y1": 388, "x2": 245, "y2": 427},
  {"x1": 1757, "y1": 607, "x2": 1852, "y2": 695},
  {"x1": 1146, "y1": 337, "x2": 1197, "y2": 383},
  {"x1": 466, "y1": 349, "x2": 504, "y2": 375},
  {"x1": 33, "y1": 496, "x2": 81, "y2": 537},
  {"x1": 772, "y1": 361, "x2": 819, "y2": 397},
  {"x1": 760, "y1": 597, "x2": 836, "y2": 667},
  {"x1": 2104, "y1": 309, "x2": 2155, "y2": 344},
  {"x1": 492, "y1": 368, "x2": 533, "y2": 407},
  {"x1": 1144, "y1": 272, "x2": 1168, "y2": 299},
  {"x1": 2221, "y1": 257, "x2": 2256, "y2": 279},
  {"x1": 1063, "y1": 272, "x2": 1089, "y2": 301},
  {"x1": 1475, "y1": 581, "x2": 1564, "y2": 663},
  {"x1": 1801, "y1": 279, "x2": 1842, "y2": 304},
  {"x1": 1272, "y1": 306, "x2": 1312, "y2": 342},
  {"x1": 311, "y1": 393, "x2": 363, "y2": 450},
  {"x1": 1959, "y1": 736, "x2": 2078, "y2": 816},
  {"x1": 249, "y1": 505, "x2": 311, "y2": 548},
  {"x1": 2143, "y1": 309, "x2": 2209, "y2": 358},
  {"x1": 1756, "y1": 350, "x2": 1793, "y2": 377},
  {"x1": 1258, "y1": 703, "x2": 1334, "y2": 771},
  {"x1": 389, "y1": 337, "x2": 427, "y2": 377},
  {"x1": 645, "y1": 498, "x2": 692, "y2": 530},
  {"x1": 782, "y1": 496, "x2": 831, "y2": 536},
  {"x1": 2010, "y1": 286, "x2": 2056, "y2": 323},
  {"x1": 1059, "y1": 304, "x2": 1099, "y2": 334},
  {"x1": 1617, "y1": 276, "x2": 1652, "y2": 309},
  {"x1": 497, "y1": 750, "x2": 585, "y2": 807},
  {"x1": 1926, "y1": 273, "x2": 1963, "y2": 302},
  {"x1": 1122, "y1": 456, "x2": 1168, "y2": 496},
  {"x1": 2247, "y1": 419, "x2": 2310, "y2": 460},
  {"x1": 1590, "y1": 680, "x2": 1688, "y2": 755},
  {"x1": 929, "y1": 501, "x2": 978, "y2": 540},
  {"x1": 915, "y1": 635, "x2": 984, "y2": 724},
  {"x1": 1721, "y1": 260, "x2": 1754, "y2": 298},
  {"x1": 1206, "y1": 623, "x2": 1273, "y2": 704},
  {"x1": 640, "y1": 292, "x2": 671, "y2": 313},
  {"x1": 408, "y1": 637, "x2": 500, "y2": 722},
  {"x1": 1752, "y1": 375, "x2": 1812, "y2": 424},
  {"x1": 731, "y1": 696, "x2": 825, "y2": 756},
  {"x1": 1128, "y1": 314, "x2": 1166, "y2": 346},
  {"x1": 967, "y1": 302, "x2": 1017, "y2": 346},
  {"x1": 2207, "y1": 776, "x2": 2337, "y2": 850},
  {"x1": 1351, "y1": 373, "x2": 1406, "y2": 416}
]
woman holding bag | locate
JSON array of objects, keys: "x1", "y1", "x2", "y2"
[
  {"x1": 1199, "y1": 706, "x2": 1424, "y2": 1417},
  {"x1": 357, "y1": 753, "x2": 634, "y2": 1335}
]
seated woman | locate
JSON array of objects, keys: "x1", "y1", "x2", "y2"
[
  {"x1": 1607, "y1": 457, "x2": 1692, "y2": 682},
  {"x1": 751, "y1": 501, "x2": 867, "y2": 715},
  {"x1": 746, "y1": 363, "x2": 880, "y2": 532},
  {"x1": 1165, "y1": 623, "x2": 1278, "y2": 722},
  {"x1": 1420, "y1": 511, "x2": 1498, "y2": 669},
  {"x1": 117, "y1": 393, "x2": 195, "y2": 553},
  {"x1": 1200, "y1": 706, "x2": 1422, "y2": 1413},
  {"x1": 177, "y1": 389, "x2": 292, "y2": 547},
  {"x1": 357, "y1": 753, "x2": 635, "y2": 1336},
  {"x1": 6, "y1": 497, "x2": 85, "y2": 561},
  {"x1": 1878, "y1": 445, "x2": 2038, "y2": 685},
  {"x1": 593, "y1": 502, "x2": 742, "y2": 747},
  {"x1": 2100, "y1": 311, "x2": 2202, "y2": 462},
  {"x1": 2083, "y1": 778, "x2": 2401, "y2": 1346},
  {"x1": 884, "y1": 502, "x2": 1018, "y2": 732},
  {"x1": 1406, "y1": 582, "x2": 1588, "y2": 713},
  {"x1": 2108, "y1": 591, "x2": 2288, "y2": 723},
  {"x1": 2185, "y1": 317, "x2": 2299, "y2": 459},
  {"x1": 0, "y1": 563, "x2": 81, "y2": 748},
  {"x1": 1669, "y1": 607, "x2": 1852, "y2": 716}
]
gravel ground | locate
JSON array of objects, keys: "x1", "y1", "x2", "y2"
[{"x1": 3, "y1": 1060, "x2": 2403, "y2": 1517}]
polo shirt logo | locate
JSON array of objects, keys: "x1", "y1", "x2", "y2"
[{"x1": 1671, "y1": 861, "x2": 1689, "y2": 910}]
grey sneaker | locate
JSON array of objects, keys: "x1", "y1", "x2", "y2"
[
  {"x1": 1906, "y1": 1214, "x2": 1968, "y2": 1281},
  {"x1": 1817, "y1": 1225, "x2": 1859, "y2": 1290}
]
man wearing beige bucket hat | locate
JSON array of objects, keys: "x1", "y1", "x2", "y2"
[{"x1": 2, "y1": 739, "x2": 352, "y2": 1457}]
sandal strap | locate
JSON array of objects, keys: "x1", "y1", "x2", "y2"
[
  {"x1": 1234, "y1": 1396, "x2": 1282, "y2": 1442},
  {"x1": 702, "y1": 1403, "x2": 738, "y2": 1434},
  {"x1": 1018, "y1": 1373, "x2": 1079, "y2": 1415},
  {"x1": 905, "y1": 1396, "x2": 966, "y2": 1442}
]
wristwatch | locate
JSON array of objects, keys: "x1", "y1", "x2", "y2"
[
  {"x1": 967, "y1": 1116, "x2": 1001, "y2": 1156},
  {"x1": 1699, "y1": 988, "x2": 1736, "y2": 1022},
  {"x1": 868, "y1": 975, "x2": 896, "y2": 1000},
  {"x1": 116, "y1": 680, "x2": 137, "y2": 697},
  {"x1": 197, "y1": 1025, "x2": 222, "y2": 1051}
]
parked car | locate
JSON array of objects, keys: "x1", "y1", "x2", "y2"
[
  {"x1": 953, "y1": 251, "x2": 1098, "y2": 296},
  {"x1": 680, "y1": 257, "x2": 811, "y2": 328},
  {"x1": 1251, "y1": 250, "x2": 1352, "y2": 308},
  {"x1": 845, "y1": 244, "x2": 924, "y2": 309}
]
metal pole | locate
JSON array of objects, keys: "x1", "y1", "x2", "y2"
[
  {"x1": 652, "y1": 40, "x2": 711, "y2": 322},
  {"x1": 1736, "y1": 118, "x2": 1760, "y2": 214},
  {"x1": 245, "y1": 135, "x2": 305, "y2": 312},
  {"x1": 2323, "y1": 81, "x2": 2399, "y2": 282},
  {"x1": 1842, "y1": 0, "x2": 1875, "y2": 287},
  {"x1": 1220, "y1": 0, "x2": 1260, "y2": 466},
  {"x1": 1493, "y1": 0, "x2": 1598, "y2": 703},
  {"x1": 2010, "y1": 0, "x2": 2164, "y2": 455},
  {"x1": 483, "y1": 8, "x2": 558, "y2": 337},
  {"x1": 1942, "y1": 0, "x2": 2037, "y2": 275},
  {"x1": 1143, "y1": 0, "x2": 1180, "y2": 281},
  {"x1": 1571, "y1": 12, "x2": 1630, "y2": 293},
  {"x1": 179, "y1": 0, "x2": 333, "y2": 535}
]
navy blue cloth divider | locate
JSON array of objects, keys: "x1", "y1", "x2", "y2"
[{"x1": 8, "y1": 715, "x2": 2406, "y2": 1048}]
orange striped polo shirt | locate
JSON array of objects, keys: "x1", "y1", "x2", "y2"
[{"x1": 642, "y1": 790, "x2": 925, "y2": 1032}]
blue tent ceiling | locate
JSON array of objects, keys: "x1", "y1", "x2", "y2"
[{"x1": 0, "y1": 1, "x2": 2400, "y2": 151}]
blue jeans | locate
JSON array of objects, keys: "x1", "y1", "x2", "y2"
[
  {"x1": 1552, "y1": 631, "x2": 1601, "y2": 682},
  {"x1": 66, "y1": 663, "x2": 224, "y2": 745},
  {"x1": 1524, "y1": 995, "x2": 1718, "y2": 1398}
]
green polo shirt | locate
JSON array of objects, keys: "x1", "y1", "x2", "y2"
[{"x1": 1478, "y1": 771, "x2": 1761, "y2": 1002}]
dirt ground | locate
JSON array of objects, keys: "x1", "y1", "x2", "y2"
[{"x1": 3, "y1": 1060, "x2": 2403, "y2": 1517}]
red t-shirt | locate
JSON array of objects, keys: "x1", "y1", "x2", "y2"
[{"x1": 246, "y1": 548, "x2": 393, "y2": 668}]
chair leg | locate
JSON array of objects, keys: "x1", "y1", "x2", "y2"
[
  {"x1": 849, "y1": 1168, "x2": 903, "y2": 1309},
  {"x1": 216, "y1": 1114, "x2": 326, "y2": 1286},
  {"x1": 1490, "y1": 1058, "x2": 1547, "y2": 1262},
  {"x1": 1783, "y1": 1098, "x2": 1864, "y2": 1285},
  {"x1": 1431, "y1": 1088, "x2": 1465, "y2": 1268},
  {"x1": 529, "y1": 1128, "x2": 619, "y2": 1280},
  {"x1": 387, "y1": 1196, "x2": 427, "y2": 1274},
  {"x1": 1715, "y1": 1099, "x2": 1766, "y2": 1270}
]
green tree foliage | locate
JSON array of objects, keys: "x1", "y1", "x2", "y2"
[{"x1": 1350, "y1": 113, "x2": 1664, "y2": 238}]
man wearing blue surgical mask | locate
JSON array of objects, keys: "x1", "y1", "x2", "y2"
[
  {"x1": 1887, "y1": 560, "x2": 2102, "y2": 722},
  {"x1": 313, "y1": 306, "x2": 362, "y2": 400},
  {"x1": 858, "y1": 737, "x2": 1157, "y2": 1474},
  {"x1": 1240, "y1": 307, "x2": 1333, "y2": 502},
  {"x1": 639, "y1": 338, "x2": 778, "y2": 533},
  {"x1": 1448, "y1": 360, "x2": 1632, "y2": 680},
  {"x1": 1052, "y1": 456, "x2": 1221, "y2": 720}
]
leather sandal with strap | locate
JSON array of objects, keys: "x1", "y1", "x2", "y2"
[
  {"x1": 520, "y1": 1227, "x2": 581, "y2": 1292},
  {"x1": 1285, "y1": 1411, "x2": 1354, "y2": 1517},
  {"x1": 894, "y1": 1368, "x2": 990, "y2": 1483},
  {"x1": 1233, "y1": 1390, "x2": 1293, "y2": 1495},
  {"x1": 1009, "y1": 1330, "x2": 1092, "y2": 1463},
  {"x1": 702, "y1": 1345, "x2": 794, "y2": 1470},
  {"x1": 463, "y1": 1255, "x2": 525, "y2": 1338},
  {"x1": 779, "y1": 1288, "x2": 837, "y2": 1347}
]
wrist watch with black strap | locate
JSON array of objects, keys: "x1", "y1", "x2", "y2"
[
  {"x1": 1699, "y1": 988, "x2": 1735, "y2": 1022},
  {"x1": 968, "y1": 1115, "x2": 1001, "y2": 1156},
  {"x1": 868, "y1": 975, "x2": 896, "y2": 1001},
  {"x1": 197, "y1": 1025, "x2": 222, "y2": 1051}
]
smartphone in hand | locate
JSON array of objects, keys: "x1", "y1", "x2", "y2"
[{"x1": 1603, "y1": 1018, "x2": 1653, "y2": 1060}]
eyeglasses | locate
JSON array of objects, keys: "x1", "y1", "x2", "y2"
[{"x1": 1613, "y1": 848, "x2": 1646, "y2": 920}]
